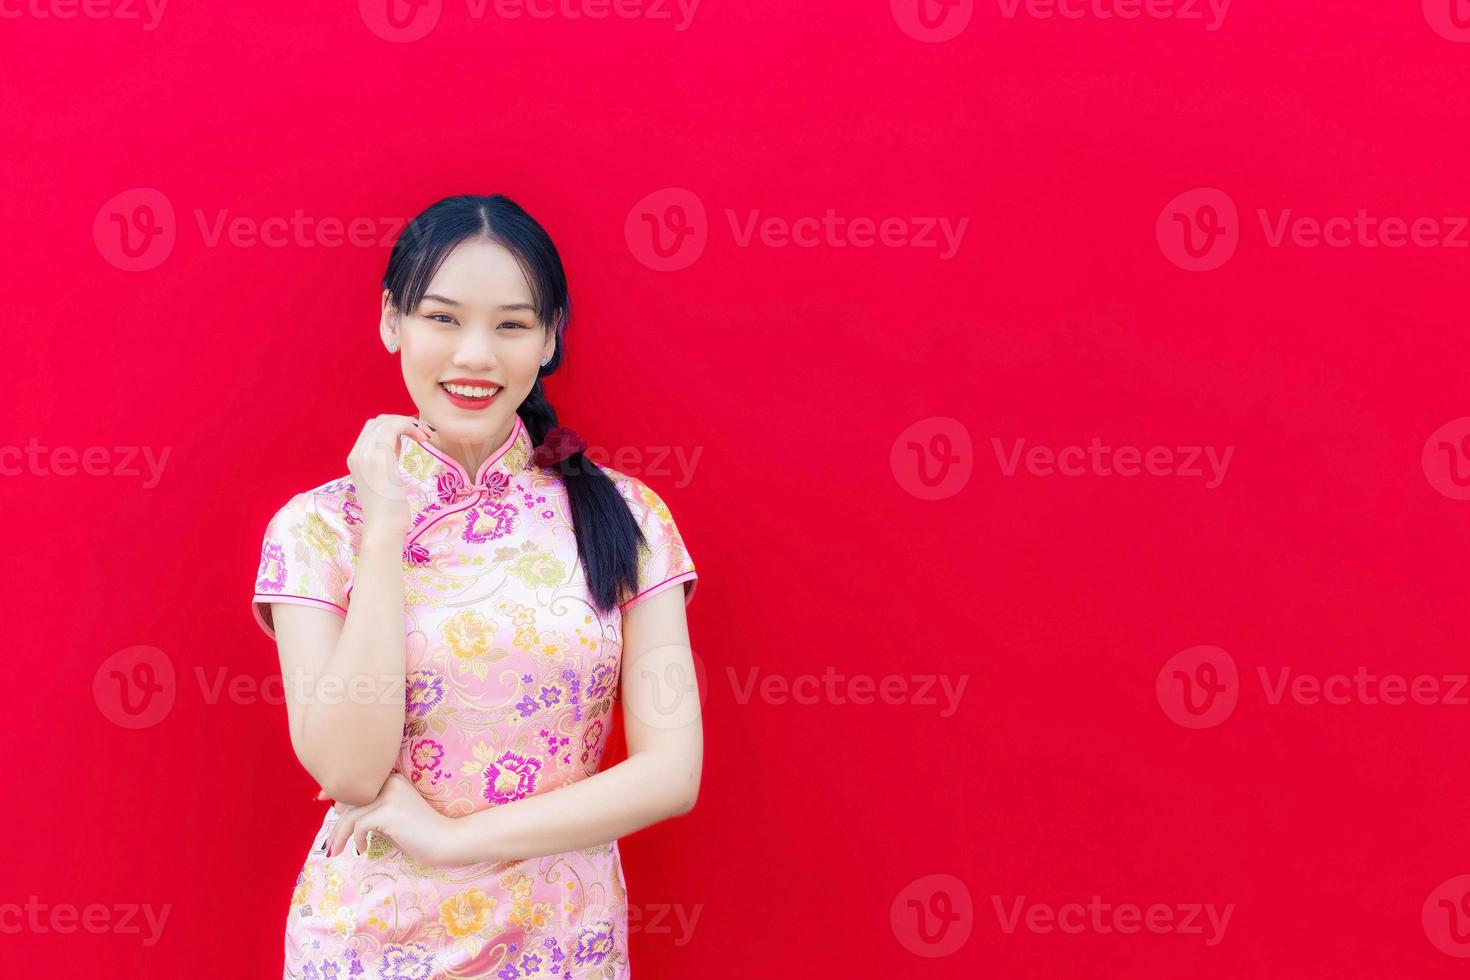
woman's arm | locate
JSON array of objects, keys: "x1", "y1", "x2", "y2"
[
  {"x1": 273, "y1": 523, "x2": 409, "y2": 807},
  {"x1": 441, "y1": 584, "x2": 703, "y2": 864}
]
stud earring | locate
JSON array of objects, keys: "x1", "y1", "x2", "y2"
[
  {"x1": 387, "y1": 339, "x2": 399, "y2": 353},
  {"x1": 540, "y1": 356, "x2": 550, "y2": 367}
]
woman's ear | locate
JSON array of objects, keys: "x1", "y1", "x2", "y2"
[{"x1": 380, "y1": 290, "x2": 400, "y2": 351}]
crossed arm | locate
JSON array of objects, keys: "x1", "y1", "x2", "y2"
[{"x1": 275, "y1": 577, "x2": 702, "y2": 864}]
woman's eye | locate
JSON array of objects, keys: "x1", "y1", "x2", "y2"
[
  {"x1": 500, "y1": 322, "x2": 529, "y2": 330},
  {"x1": 428, "y1": 313, "x2": 455, "y2": 324}
]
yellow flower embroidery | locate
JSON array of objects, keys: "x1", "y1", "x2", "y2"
[
  {"x1": 500, "y1": 872, "x2": 534, "y2": 902},
  {"x1": 302, "y1": 512, "x2": 337, "y2": 560},
  {"x1": 639, "y1": 483, "x2": 673, "y2": 525},
  {"x1": 443, "y1": 609, "x2": 494, "y2": 661},
  {"x1": 439, "y1": 885, "x2": 497, "y2": 938}
]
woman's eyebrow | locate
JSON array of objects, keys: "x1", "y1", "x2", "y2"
[{"x1": 422, "y1": 293, "x2": 535, "y2": 313}]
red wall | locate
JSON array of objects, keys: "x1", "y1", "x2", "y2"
[{"x1": 4, "y1": 2, "x2": 1470, "y2": 976}]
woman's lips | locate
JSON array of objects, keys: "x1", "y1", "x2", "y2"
[{"x1": 439, "y1": 382, "x2": 500, "y2": 410}]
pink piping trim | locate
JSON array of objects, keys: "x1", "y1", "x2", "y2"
[
  {"x1": 620, "y1": 571, "x2": 698, "y2": 613},
  {"x1": 416, "y1": 414, "x2": 526, "y2": 486},
  {"x1": 405, "y1": 489, "x2": 483, "y2": 548},
  {"x1": 251, "y1": 593, "x2": 348, "y2": 640}
]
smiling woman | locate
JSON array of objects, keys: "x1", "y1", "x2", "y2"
[{"x1": 250, "y1": 194, "x2": 702, "y2": 980}]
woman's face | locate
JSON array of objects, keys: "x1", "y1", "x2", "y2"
[{"x1": 381, "y1": 238, "x2": 557, "y2": 463}]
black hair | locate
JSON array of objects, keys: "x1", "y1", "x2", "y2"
[{"x1": 381, "y1": 194, "x2": 644, "y2": 614}]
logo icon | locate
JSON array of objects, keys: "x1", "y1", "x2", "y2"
[
  {"x1": 1157, "y1": 188, "x2": 1239, "y2": 272},
  {"x1": 891, "y1": 873, "x2": 973, "y2": 957},
  {"x1": 890, "y1": 417, "x2": 973, "y2": 500},
  {"x1": 1422, "y1": 417, "x2": 1470, "y2": 500},
  {"x1": 1423, "y1": 0, "x2": 1470, "y2": 42},
  {"x1": 93, "y1": 644, "x2": 176, "y2": 729},
  {"x1": 891, "y1": 0, "x2": 974, "y2": 43},
  {"x1": 1156, "y1": 644, "x2": 1238, "y2": 729},
  {"x1": 625, "y1": 188, "x2": 708, "y2": 271},
  {"x1": 1424, "y1": 874, "x2": 1470, "y2": 956},
  {"x1": 94, "y1": 188, "x2": 176, "y2": 272},
  {"x1": 359, "y1": 0, "x2": 442, "y2": 43}
]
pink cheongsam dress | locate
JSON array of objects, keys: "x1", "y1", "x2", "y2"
[{"x1": 250, "y1": 414, "x2": 698, "y2": 979}]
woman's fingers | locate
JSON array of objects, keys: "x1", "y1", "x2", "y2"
[
  {"x1": 347, "y1": 414, "x2": 432, "y2": 530},
  {"x1": 326, "y1": 800, "x2": 386, "y2": 857},
  {"x1": 353, "y1": 818, "x2": 377, "y2": 858}
]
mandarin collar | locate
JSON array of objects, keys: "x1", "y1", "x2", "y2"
[{"x1": 397, "y1": 414, "x2": 537, "y2": 519}]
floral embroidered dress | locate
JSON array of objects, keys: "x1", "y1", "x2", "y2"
[{"x1": 250, "y1": 414, "x2": 698, "y2": 980}]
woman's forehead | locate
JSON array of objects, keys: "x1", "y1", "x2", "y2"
[{"x1": 424, "y1": 240, "x2": 535, "y2": 310}]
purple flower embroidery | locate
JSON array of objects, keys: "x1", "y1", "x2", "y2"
[
  {"x1": 410, "y1": 502, "x2": 443, "y2": 530},
  {"x1": 584, "y1": 664, "x2": 615, "y2": 701},
  {"x1": 482, "y1": 751, "x2": 542, "y2": 805},
  {"x1": 514, "y1": 695, "x2": 540, "y2": 718},
  {"x1": 495, "y1": 965, "x2": 519, "y2": 980},
  {"x1": 573, "y1": 922, "x2": 614, "y2": 966},
  {"x1": 539, "y1": 685, "x2": 563, "y2": 708},
  {"x1": 377, "y1": 942, "x2": 436, "y2": 980},
  {"x1": 406, "y1": 670, "x2": 445, "y2": 718},
  {"x1": 256, "y1": 540, "x2": 286, "y2": 592},
  {"x1": 462, "y1": 500, "x2": 519, "y2": 544},
  {"x1": 342, "y1": 499, "x2": 362, "y2": 526}
]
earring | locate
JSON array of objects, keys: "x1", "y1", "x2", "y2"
[
  {"x1": 387, "y1": 339, "x2": 399, "y2": 353},
  {"x1": 540, "y1": 356, "x2": 550, "y2": 367}
]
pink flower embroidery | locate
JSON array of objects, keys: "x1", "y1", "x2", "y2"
[{"x1": 481, "y1": 751, "x2": 542, "y2": 805}]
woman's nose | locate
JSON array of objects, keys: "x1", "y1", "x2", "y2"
[{"x1": 454, "y1": 329, "x2": 499, "y2": 368}]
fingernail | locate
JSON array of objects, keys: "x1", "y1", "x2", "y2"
[{"x1": 351, "y1": 839, "x2": 361, "y2": 858}]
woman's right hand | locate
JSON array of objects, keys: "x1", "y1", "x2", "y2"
[{"x1": 348, "y1": 415, "x2": 433, "y2": 536}]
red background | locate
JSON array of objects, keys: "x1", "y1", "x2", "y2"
[{"x1": 4, "y1": 1, "x2": 1470, "y2": 976}]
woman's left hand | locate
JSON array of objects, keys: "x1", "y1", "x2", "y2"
[{"x1": 325, "y1": 772, "x2": 458, "y2": 867}]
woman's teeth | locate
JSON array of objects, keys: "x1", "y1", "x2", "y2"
[{"x1": 442, "y1": 383, "x2": 499, "y2": 398}]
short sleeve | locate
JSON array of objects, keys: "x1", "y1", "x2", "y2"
[
  {"x1": 251, "y1": 491, "x2": 353, "y2": 641},
  {"x1": 617, "y1": 476, "x2": 699, "y2": 614}
]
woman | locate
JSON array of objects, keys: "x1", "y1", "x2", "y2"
[{"x1": 250, "y1": 194, "x2": 702, "y2": 979}]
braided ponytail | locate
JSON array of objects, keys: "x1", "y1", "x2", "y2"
[{"x1": 517, "y1": 379, "x2": 644, "y2": 613}]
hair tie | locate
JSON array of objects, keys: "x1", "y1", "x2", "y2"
[{"x1": 532, "y1": 425, "x2": 587, "y2": 467}]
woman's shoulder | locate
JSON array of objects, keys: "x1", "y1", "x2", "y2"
[
  {"x1": 588, "y1": 462, "x2": 683, "y2": 530},
  {"x1": 266, "y1": 474, "x2": 361, "y2": 539}
]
